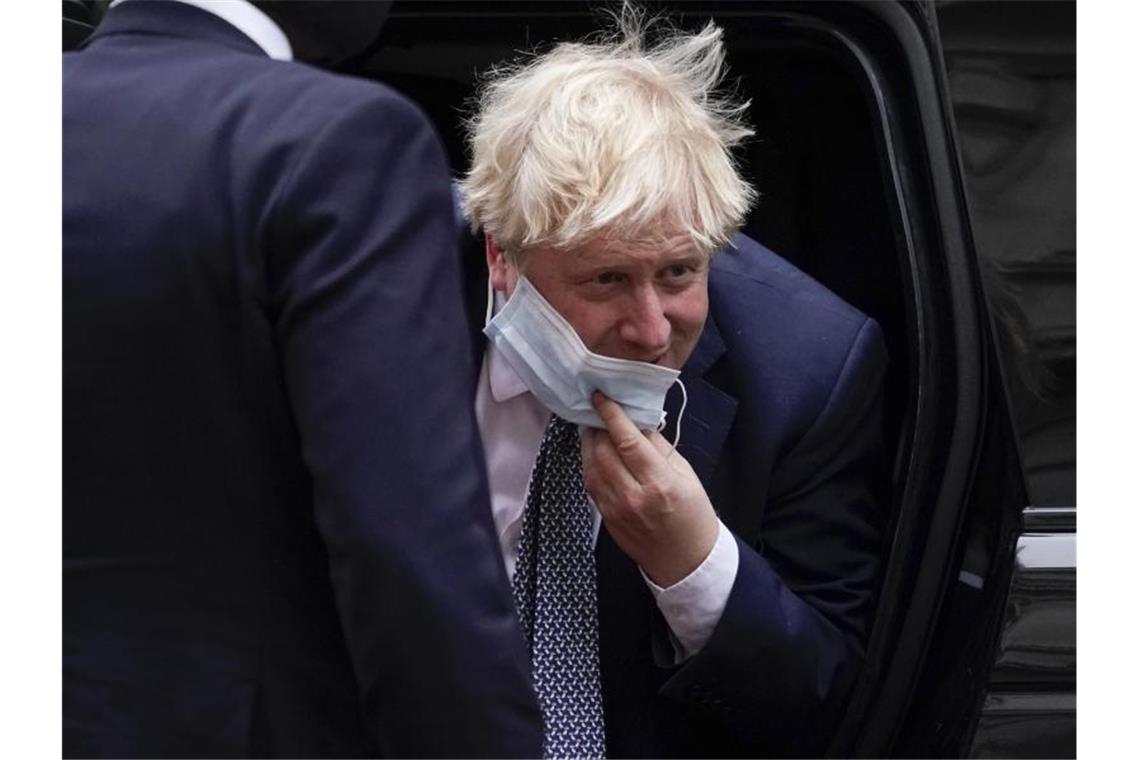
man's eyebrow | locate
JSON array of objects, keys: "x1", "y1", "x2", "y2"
[
  {"x1": 655, "y1": 252, "x2": 710, "y2": 268},
  {"x1": 572, "y1": 253, "x2": 639, "y2": 272},
  {"x1": 572, "y1": 251, "x2": 705, "y2": 274}
]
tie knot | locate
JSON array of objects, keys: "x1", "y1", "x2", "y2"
[
  {"x1": 530, "y1": 417, "x2": 582, "y2": 491},
  {"x1": 550, "y1": 414, "x2": 578, "y2": 434}
]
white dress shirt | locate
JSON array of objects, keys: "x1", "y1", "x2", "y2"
[
  {"x1": 475, "y1": 296, "x2": 739, "y2": 661},
  {"x1": 110, "y1": 0, "x2": 293, "y2": 61}
]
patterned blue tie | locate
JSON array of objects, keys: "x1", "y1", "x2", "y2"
[{"x1": 512, "y1": 415, "x2": 606, "y2": 759}]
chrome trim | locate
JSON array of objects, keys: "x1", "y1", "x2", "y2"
[
  {"x1": 991, "y1": 529, "x2": 1076, "y2": 686},
  {"x1": 1016, "y1": 533, "x2": 1076, "y2": 571}
]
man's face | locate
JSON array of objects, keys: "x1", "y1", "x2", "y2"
[{"x1": 487, "y1": 233, "x2": 710, "y2": 370}]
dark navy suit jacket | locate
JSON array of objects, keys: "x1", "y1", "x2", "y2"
[
  {"x1": 461, "y1": 230, "x2": 887, "y2": 757},
  {"x1": 64, "y1": 3, "x2": 540, "y2": 757}
]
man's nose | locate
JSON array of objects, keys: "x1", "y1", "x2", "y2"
[{"x1": 619, "y1": 286, "x2": 671, "y2": 355}]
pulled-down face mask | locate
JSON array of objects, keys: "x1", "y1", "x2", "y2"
[{"x1": 484, "y1": 275, "x2": 687, "y2": 440}]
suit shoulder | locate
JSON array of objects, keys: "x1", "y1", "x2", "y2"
[
  {"x1": 243, "y1": 58, "x2": 427, "y2": 124},
  {"x1": 712, "y1": 234, "x2": 871, "y2": 330},
  {"x1": 707, "y1": 234, "x2": 885, "y2": 390},
  {"x1": 264, "y1": 60, "x2": 407, "y2": 104}
]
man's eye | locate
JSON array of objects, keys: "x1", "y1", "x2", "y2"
[
  {"x1": 663, "y1": 264, "x2": 692, "y2": 278},
  {"x1": 595, "y1": 272, "x2": 623, "y2": 285}
]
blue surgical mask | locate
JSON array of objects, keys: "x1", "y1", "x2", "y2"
[{"x1": 484, "y1": 275, "x2": 686, "y2": 435}]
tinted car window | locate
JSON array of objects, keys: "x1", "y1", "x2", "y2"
[{"x1": 936, "y1": 0, "x2": 1076, "y2": 508}]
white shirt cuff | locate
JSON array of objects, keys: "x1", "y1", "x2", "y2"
[{"x1": 640, "y1": 520, "x2": 739, "y2": 663}]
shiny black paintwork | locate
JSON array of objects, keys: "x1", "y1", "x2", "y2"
[
  {"x1": 971, "y1": 690, "x2": 1076, "y2": 758},
  {"x1": 991, "y1": 552, "x2": 1075, "y2": 688},
  {"x1": 967, "y1": 529, "x2": 1075, "y2": 758},
  {"x1": 937, "y1": 0, "x2": 1075, "y2": 510}
]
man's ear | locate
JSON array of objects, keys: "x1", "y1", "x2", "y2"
[{"x1": 485, "y1": 235, "x2": 515, "y2": 292}]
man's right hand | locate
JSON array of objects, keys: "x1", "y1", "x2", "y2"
[{"x1": 581, "y1": 392, "x2": 720, "y2": 588}]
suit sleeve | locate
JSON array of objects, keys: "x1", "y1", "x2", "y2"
[
  {"x1": 262, "y1": 89, "x2": 541, "y2": 758},
  {"x1": 659, "y1": 315, "x2": 888, "y2": 756}
]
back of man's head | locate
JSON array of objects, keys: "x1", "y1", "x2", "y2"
[{"x1": 460, "y1": 3, "x2": 756, "y2": 262}]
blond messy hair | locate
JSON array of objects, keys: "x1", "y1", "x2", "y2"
[{"x1": 459, "y1": 3, "x2": 757, "y2": 260}]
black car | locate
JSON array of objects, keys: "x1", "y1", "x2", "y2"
[{"x1": 63, "y1": 1, "x2": 1076, "y2": 756}]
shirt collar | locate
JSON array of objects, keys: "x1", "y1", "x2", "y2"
[
  {"x1": 109, "y1": 0, "x2": 293, "y2": 60},
  {"x1": 485, "y1": 287, "x2": 531, "y2": 403}
]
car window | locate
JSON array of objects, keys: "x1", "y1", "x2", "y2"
[{"x1": 936, "y1": 0, "x2": 1076, "y2": 509}]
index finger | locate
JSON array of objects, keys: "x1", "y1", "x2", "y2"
[{"x1": 591, "y1": 391, "x2": 662, "y2": 481}]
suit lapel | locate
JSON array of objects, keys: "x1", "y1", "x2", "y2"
[{"x1": 665, "y1": 313, "x2": 738, "y2": 492}]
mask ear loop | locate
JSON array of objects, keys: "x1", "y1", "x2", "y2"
[
  {"x1": 484, "y1": 276, "x2": 496, "y2": 326},
  {"x1": 664, "y1": 378, "x2": 688, "y2": 456}
]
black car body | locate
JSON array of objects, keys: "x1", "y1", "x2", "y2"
[{"x1": 63, "y1": 1, "x2": 1076, "y2": 756}]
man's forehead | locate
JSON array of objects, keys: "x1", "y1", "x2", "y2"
[{"x1": 561, "y1": 233, "x2": 706, "y2": 264}]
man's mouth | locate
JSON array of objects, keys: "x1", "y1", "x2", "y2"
[{"x1": 595, "y1": 346, "x2": 670, "y2": 365}]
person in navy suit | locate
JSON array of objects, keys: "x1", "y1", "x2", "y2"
[
  {"x1": 63, "y1": 1, "x2": 541, "y2": 757},
  {"x1": 457, "y1": 6, "x2": 887, "y2": 757}
]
